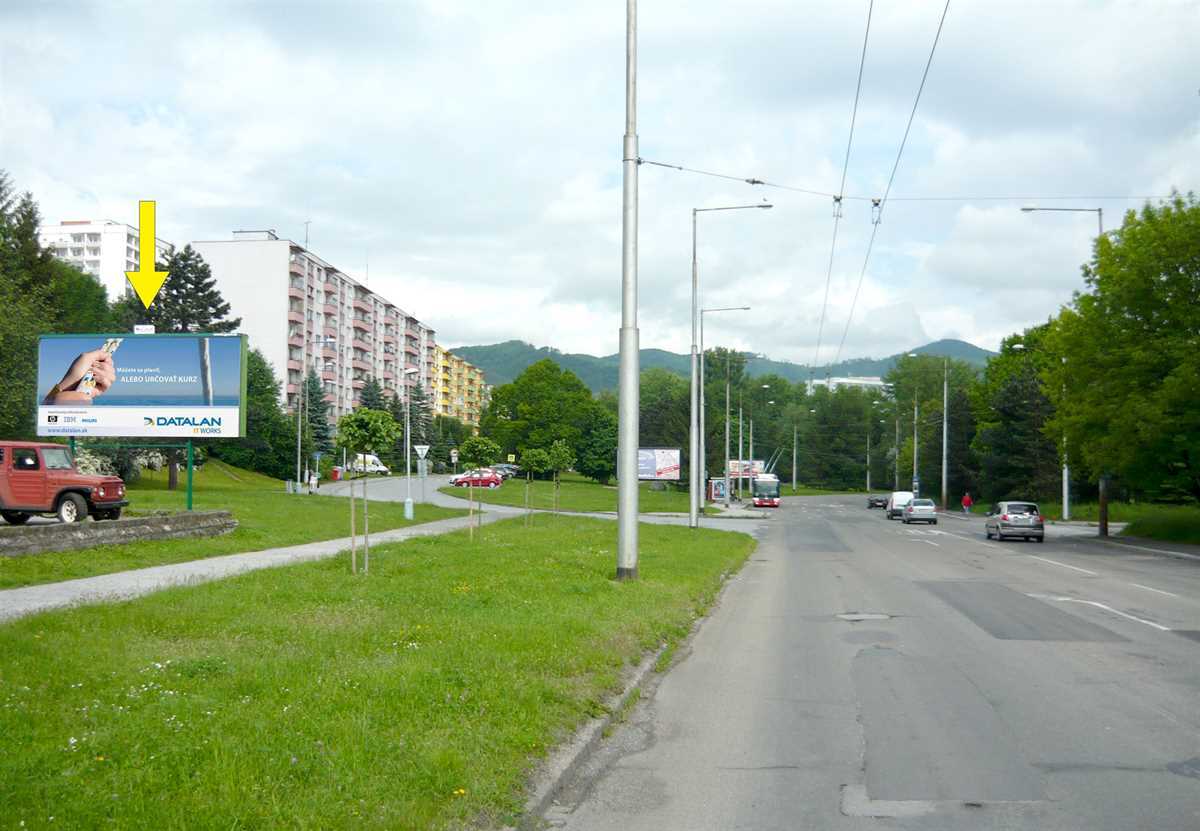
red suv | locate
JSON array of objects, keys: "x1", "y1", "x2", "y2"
[{"x1": 0, "y1": 441, "x2": 128, "y2": 524}]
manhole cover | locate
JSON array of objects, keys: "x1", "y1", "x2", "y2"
[{"x1": 837, "y1": 612, "x2": 892, "y2": 622}]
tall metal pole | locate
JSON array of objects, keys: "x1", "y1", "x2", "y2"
[
  {"x1": 699, "y1": 304, "x2": 707, "y2": 519},
  {"x1": 912, "y1": 398, "x2": 919, "y2": 496},
  {"x1": 792, "y1": 423, "x2": 798, "y2": 493},
  {"x1": 404, "y1": 384, "x2": 414, "y2": 520},
  {"x1": 616, "y1": 0, "x2": 640, "y2": 579},
  {"x1": 724, "y1": 357, "x2": 731, "y2": 508},
  {"x1": 941, "y1": 358, "x2": 948, "y2": 510},
  {"x1": 748, "y1": 419, "x2": 754, "y2": 480},
  {"x1": 1062, "y1": 356, "x2": 1070, "y2": 521},
  {"x1": 894, "y1": 413, "x2": 899, "y2": 490},
  {"x1": 866, "y1": 428, "x2": 871, "y2": 492},
  {"x1": 295, "y1": 270, "x2": 306, "y2": 490},
  {"x1": 688, "y1": 210, "x2": 700, "y2": 528},
  {"x1": 737, "y1": 397, "x2": 744, "y2": 501}
]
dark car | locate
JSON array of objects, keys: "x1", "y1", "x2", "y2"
[
  {"x1": 0, "y1": 441, "x2": 128, "y2": 524},
  {"x1": 867, "y1": 494, "x2": 888, "y2": 509},
  {"x1": 985, "y1": 501, "x2": 1045, "y2": 543}
]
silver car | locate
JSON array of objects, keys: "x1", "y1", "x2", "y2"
[
  {"x1": 985, "y1": 501, "x2": 1045, "y2": 542},
  {"x1": 901, "y1": 497, "x2": 938, "y2": 524}
]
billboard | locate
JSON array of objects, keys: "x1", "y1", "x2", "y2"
[
  {"x1": 37, "y1": 334, "x2": 247, "y2": 438},
  {"x1": 638, "y1": 447, "x2": 680, "y2": 480},
  {"x1": 727, "y1": 459, "x2": 766, "y2": 477}
]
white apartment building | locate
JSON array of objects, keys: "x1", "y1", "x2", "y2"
[
  {"x1": 807, "y1": 376, "x2": 891, "y2": 394},
  {"x1": 192, "y1": 231, "x2": 436, "y2": 418},
  {"x1": 39, "y1": 219, "x2": 175, "y2": 299}
]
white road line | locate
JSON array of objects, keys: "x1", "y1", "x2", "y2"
[
  {"x1": 1027, "y1": 593, "x2": 1171, "y2": 632},
  {"x1": 1129, "y1": 583, "x2": 1180, "y2": 598},
  {"x1": 922, "y1": 540, "x2": 940, "y2": 547},
  {"x1": 1028, "y1": 555, "x2": 1098, "y2": 576}
]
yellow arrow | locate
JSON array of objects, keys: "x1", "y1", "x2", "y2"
[{"x1": 125, "y1": 200, "x2": 170, "y2": 308}]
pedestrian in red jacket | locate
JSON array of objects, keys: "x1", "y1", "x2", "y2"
[{"x1": 961, "y1": 492, "x2": 973, "y2": 514}]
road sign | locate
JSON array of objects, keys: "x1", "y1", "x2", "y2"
[
  {"x1": 507, "y1": 453, "x2": 516, "y2": 463},
  {"x1": 414, "y1": 444, "x2": 430, "y2": 459},
  {"x1": 450, "y1": 449, "x2": 459, "y2": 463},
  {"x1": 133, "y1": 324, "x2": 155, "y2": 334}
]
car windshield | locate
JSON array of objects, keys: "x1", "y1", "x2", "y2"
[
  {"x1": 752, "y1": 480, "x2": 780, "y2": 498},
  {"x1": 1007, "y1": 503, "x2": 1038, "y2": 515},
  {"x1": 42, "y1": 447, "x2": 74, "y2": 470},
  {"x1": 912, "y1": 499, "x2": 935, "y2": 507}
]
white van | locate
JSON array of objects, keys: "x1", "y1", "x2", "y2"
[
  {"x1": 351, "y1": 453, "x2": 391, "y2": 475},
  {"x1": 885, "y1": 491, "x2": 914, "y2": 520}
]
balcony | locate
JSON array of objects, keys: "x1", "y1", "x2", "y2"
[
  {"x1": 382, "y1": 331, "x2": 396, "y2": 343},
  {"x1": 404, "y1": 327, "x2": 420, "y2": 340},
  {"x1": 352, "y1": 339, "x2": 371, "y2": 352},
  {"x1": 352, "y1": 317, "x2": 370, "y2": 331},
  {"x1": 287, "y1": 311, "x2": 303, "y2": 323},
  {"x1": 382, "y1": 369, "x2": 394, "y2": 380},
  {"x1": 404, "y1": 341, "x2": 419, "y2": 355},
  {"x1": 287, "y1": 360, "x2": 301, "y2": 371},
  {"x1": 322, "y1": 302, "x2": 339, "y2": 315},
  {"x1": 352, "y1": 359, "x2": 370, "y2": 371},
  {"x1": 287, "y1": 335, "x2": 303, "y2": 348},
  {"x1": 351, "y1": 379, "x2": 365, "y2": 390},
  {"x1": 289, "y1": 260, "x2": 305, "y2": 276},
  {"x1": 353, "y1": 297, "x2": 371, "y2": 312},
  {"x1": 322, "y1": 370, "x2": 335, "y2": 381},
  {"x1": 288, "y1": 286, "x2": 304, "y2": 300}
]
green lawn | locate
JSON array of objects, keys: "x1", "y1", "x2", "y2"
[
  {"x1": 0, "y1": 460, "x2": 463, "y2": 590},
  {"x1": 0, "y1": 515, "x2": 755, "y2": 829},
  {"x1": 783, "y1": 485, "x2": 859, "y2": 497},
  {"x1": 440, "y1": 472, "x2": 715, "y2": 514}
]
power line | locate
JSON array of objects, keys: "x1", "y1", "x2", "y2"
[
  {"x1": 833, "y1": 0, "x2": 951, "y2": 368},
  {"x1": 640, "y1": 157, "x2": 1173, "y2": 205},
  {"x1": 813, "y1": 0, "x2": 875, "y2": 373}
]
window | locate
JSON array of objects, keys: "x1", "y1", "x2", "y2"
[
  {"x1": 13, "y1": 448, "x2": 39, "y2": 470},
  {"x1": 42, "y1": 447, "x2": 74, "y2": 470},
  {"x1": 0, "y1": 448, "x2": 5, "y2": 462}
]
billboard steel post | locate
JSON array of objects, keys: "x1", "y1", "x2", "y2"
[{"x1": 186, "y1": 440, "x2": 194, "y2": 511}]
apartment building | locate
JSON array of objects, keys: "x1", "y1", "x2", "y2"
[
  {"x1": 192, "y1": 231, "x2": 436, "y2": 418},
  {"x1": 433, "y1": 345, "x2": 489, "y2": 427},
  {"x1": 38, "y1": 219, "x2": 175, "y2": 299}
]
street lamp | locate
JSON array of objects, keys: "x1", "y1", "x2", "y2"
[
  {"x1": 689, "y1": 204, "x2": 771, "y2": 528},
  {"x1": 1021, "y1": 205, "x2": 1104, "y2": 236},
  {"x1": 700, "y1": 306, "x2": 750, "y2": 511},
  {"x1": 402, "y1": 367, "x2": 420, "y2": 519}
]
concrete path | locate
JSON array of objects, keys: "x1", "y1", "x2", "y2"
[{"x1": 0, "y1": 512, "x2": 504, "y2": 624}]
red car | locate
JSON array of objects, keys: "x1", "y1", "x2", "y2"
[
  {"x1": 0, "y1": 441, "x2": 128, "y2": 524},
  {"x1": 452, "y1": 469, "x2": 503, "y2": 489}
]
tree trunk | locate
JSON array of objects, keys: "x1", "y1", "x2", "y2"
[
  {"x1": 350, "y1": 474, "x2": 357, "y2": 575},
  {"x1": 525, "y1": 472, "x2": 531, "y2": 526},
  {"x1": 363, "y1": 474, "x2": 370, "y2": 573},
  {"x1": 167, "y1": 450, "x2": 179, "y2": 491}
]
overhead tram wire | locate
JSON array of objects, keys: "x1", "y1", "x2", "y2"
[
  {"x1": 638, "y1": 157, "x2": 1170, "y2": 205},
  {"x1": 832, "y1": 0, "x2": 952, "y2": 369},
  {"x1": 812, "y1": 0, "x2": 875, "y2": 380}
]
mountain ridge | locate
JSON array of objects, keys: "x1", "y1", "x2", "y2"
[{"x1": 450, "y1": 338, "x2": 995, "y2": 392}]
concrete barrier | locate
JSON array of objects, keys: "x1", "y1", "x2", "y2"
[{"x1": 0, "y1": 511, "x2": 237, "y2": 557}]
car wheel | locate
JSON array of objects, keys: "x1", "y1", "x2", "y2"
[
  {"x1": 985, "y1": 527, "x2": 993, "y2": 539},
  {"x1": 932, "y1": 520, "x2": 938, "y2": 525},
  {"x1": 1037, "y1": 536, "x2": 1045, "y2": 544},
  {"x1": 57, "y1": 493, "x2": 88, "y2": 524},
  {"x1": 1, "y1": 511, "x2": 31, "y2": 525},
  {"x1": 488, "y1": 482, "x2": 497, "y2": 489}
]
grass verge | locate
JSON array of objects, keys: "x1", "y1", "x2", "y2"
[
  {"x1": 439, "y1": 472, "x2": 715, "y2": 514},
  {"x1": 0, "y1": 460, "x2": 463, "y2": 590},
  {"x1": 784, "y1": 485, "x2": 858, "y2": 497},
  {"x1": 0, "y1": 514, "x2": 754, "y2": 829}
]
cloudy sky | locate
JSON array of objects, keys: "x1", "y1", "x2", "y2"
[{"x1": 2, "y1": 0, "x2": 1197, "y2": 365}]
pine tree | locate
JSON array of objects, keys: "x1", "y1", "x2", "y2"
[
  {"x1": 304, "y1": 369, "x2": 334, "y2": 454},
  {"x1": 408, "y1": 383, "x2": 433, "y2": 446},
  {"x1": 358, "y1": 378, "x2": 387, "y2": 411},
  {"x1": 113, "y1": 244, "x2": 241, "y2": 332}
]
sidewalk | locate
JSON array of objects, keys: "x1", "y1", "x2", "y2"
[{"x1": 0, "y1": 512, "x2": 503, "y2": 624}]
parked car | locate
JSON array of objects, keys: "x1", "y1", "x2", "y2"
[
  {"x1": 902, "y1": 497, "x2": 938, "y2": 524},
  {"x1": 0, "y1": 441, "x2": 128, "y2": 524},
  {"x1": 985, "y1": 501, "x2": 1045, "y2": 542},
  {"x1": 493, "y1": 463, "x2": 521, "y2": 478},
  {"x1": 885, "y1": 491, "x2": 914, "y2": 520},
  {"x1": 453, "y1": 469, "x2": 503, "y2": 489},
  {"x1": 867, "y1": 494, "x2": 889, "y2": 509}
]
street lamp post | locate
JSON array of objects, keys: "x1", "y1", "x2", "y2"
[
  {"x1": 941, "y1": 358, "x2": 949, "y2": 510},
  {"x1": 402, "y1": 367, "x2": 419, "y2": 519},
  {"x1": 689, "y1": 206, "x2": 771, "y2": 529},
  {"x1": 700, "y1": 306, "x2": 750, "y2": 512},
  {"x1": 1020, "y1": 206, "x2": 1105, "y2": 529}
]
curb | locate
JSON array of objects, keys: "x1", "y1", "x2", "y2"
[
  {"x1": 516, "y1": 645, "x2": 665, "y2": 829},
  {"x1": 513, "y1": 565, "x2": 745, "y2": 830}
]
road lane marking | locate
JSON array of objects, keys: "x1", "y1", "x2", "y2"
[
  {"x1": 1129, "y1": 583, "x2": 1180, "y2": 598},
  {"x1": 1027, "y1": 593, "x2": 1171, "y2": 632},
  {"x1": 1028, "y1": 555, "x2": 1098, "y2": 576}
]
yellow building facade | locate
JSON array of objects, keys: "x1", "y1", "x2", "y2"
[{"x1": 434, "y1": 345, "x2": 489, "y2": 428}]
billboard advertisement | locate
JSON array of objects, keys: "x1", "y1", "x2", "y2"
[
  {"x1": 37, "y1": 334, "x2": 247, "y2": 438},
  {"x1": 727, "y1": 459, "x2": 766, "y2": 477},
  {"x1": 638, "y1": 447, "x2": 681, "y2": 481}
]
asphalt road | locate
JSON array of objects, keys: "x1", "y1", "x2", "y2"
[{"x1": 552, "y1": 494, "x2": 1200, "y2": 831}]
